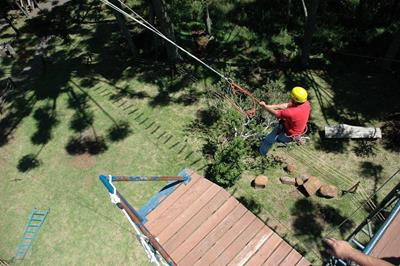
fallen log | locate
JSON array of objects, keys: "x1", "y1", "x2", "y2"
[{"x1": 325, "y1": 124, "x2": 382, "y2": 139}]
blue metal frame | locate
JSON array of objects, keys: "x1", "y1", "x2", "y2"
[
  {"x1": 138, "y1": 169, "x2": 191, "y2": 223},
  {"x1": 98, "y1": 170, "x2": 190, "y2": 266},
  {"x1": 364, "y1": 198, "x2": 400, "y2": 255},
  {"x1": 100, "y1": 169, "x2": 191, "y2": 223}
]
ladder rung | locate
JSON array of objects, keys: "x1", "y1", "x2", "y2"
[
  {"x1": 28, "y1": 224, "x2": 41, "y2": 227},
  {"x1": 352, "y1": 238, "x2": 365, "y2": 250},
  {"x1": 33, "y1": 211, "x2": 48, "y2": 215},
  {"x1": 30, "y1": 218, "x2": 44, "y2": 221}
]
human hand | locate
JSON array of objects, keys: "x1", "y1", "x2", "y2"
[
  {"x1": 324, "y1": 238, "x2": 355, "y2": 259},
  {"x1": 259, "y1": 101, "x2": 267, "y2": 107}
]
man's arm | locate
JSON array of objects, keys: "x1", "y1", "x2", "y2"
[
  {"x1": 268, "y1": 103, "x2": 290, "y2": 110},
  {"x1": 324, "y1": 238, "x2": 394, "y2": 266},
  {"x1": 259, "y1": 101, "x2": 280, "y2": 117}
]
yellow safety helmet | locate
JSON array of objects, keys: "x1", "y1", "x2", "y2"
[{"x1": 291, "y1": 86, "x2": 308, "y2": 103}]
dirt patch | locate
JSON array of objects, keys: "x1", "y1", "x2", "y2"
[{"x1": 73, "y1": 153, "x2": 96, "y2": 169}]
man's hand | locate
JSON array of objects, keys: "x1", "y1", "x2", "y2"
[
  {"x1": 324, "y1": 238, "x2": 394, "y2": 266},
  {"x1": 259, "y1": 101, "x2": 267, "y2": 107},
  {"x1": 324, "y1": 238, "x2": 356, "y2": 259}
]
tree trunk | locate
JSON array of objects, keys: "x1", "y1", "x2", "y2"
[
  {"x1": 300, "y1": 0, "x2": 319, "y2": 67},
  {"x1": 381, "y1": 31, "x2": 400, "y2": 70},
  {"x1": 109, "y1": 0, "x2": 138, "y2": 58},
  {"x1": 148, "y1": 0, "x2": 180, "y2": 64},
  {"x1": 1, "y1": 14, "x2": 19, "y2": 36},
  {"x1": 204, "y1": 5, "x2": 212, "y2": 36}
]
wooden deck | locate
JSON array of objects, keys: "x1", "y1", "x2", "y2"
[
  {"x1": 370, "y1": 204, "x2": 400, "y2": 264},
  {"x1": 146, "y1": 170, "x2": 310, "y2": 266}
]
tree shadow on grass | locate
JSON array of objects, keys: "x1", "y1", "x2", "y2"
[
  {"x1": 65, "y1": 135, "x2": 108, "y2": 155},
  {"x1": 70, "y1": 111, "x2": 94, "y2": 133},
  {"x1": 31, "y1": 106, "x2": 59, "y2": 145},
  {"x1": 237, "y1": 195, "x2": 262, "y2": 215},
  {"x1": 291, "y1": 198, "x2": 355, "y2": 262},
  {"x1": 17, "y1": 154, "x2": 41, "y2": 172},
  {"x1": 352, "y1": 140, "x2": 377, "y2": 157},
  {"x1": 313, "y1": 137, "x2": 349, "y2": 154},
  {"x1": 107, "y1": 121, "x2": 132, "y2": 142},
  {"x1": 381, "y1": 114, "x2": 400, "y2": 153}
]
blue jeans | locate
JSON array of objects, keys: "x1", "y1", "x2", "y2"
[{"x1": 259, "y1": 124, "x2": 292, "y2": 155}]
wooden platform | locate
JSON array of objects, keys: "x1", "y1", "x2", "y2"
[
  {"x1": 370, "y1": 204, "x2": 400, "y2": 264},
  {"x1": 145, "y1": 170, "x2": 310, "y2": 266}
]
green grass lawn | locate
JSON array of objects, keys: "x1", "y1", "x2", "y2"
[
  {"x1": 0, "y1": 71, "x2": 208, "y2": 265},
  {"x1": 1, "y1": 2, "x2": 400, "y2": 265}
]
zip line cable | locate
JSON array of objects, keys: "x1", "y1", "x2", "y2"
[
  {"x1": 99, "y1": 0, "x2": 395, "y2": 252},
  {"x1": 293, "y1": 144, "x2": 379, "y2": 201},
  {"x1": 101, "y1": 0, "x2": 264, "y2": 117},
  {"x1": 324, "y1": 168, "x2": 400, "y2": 237},
  {"x1": 100, "y1": 0, "x2": 230, "y2": 82},
  {"x1": 292, "y1": 145, "x2": 384, "y2": 215},
  {"x1": 286, "y1": 149, "x2": 366, "y2": 206}
]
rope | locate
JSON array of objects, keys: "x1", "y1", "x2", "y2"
[
  {"x1": 324, "y1": 169, "x2": 400, "y2": 237},
  {"x1": 100, "y1": 0, "x2": 229, "y2": 81},
  {"x1": 292, "y1": 145, "x2": 384, "y2": 216},
  {"x1": 100, "y1": 0, "x2": 265, "y2": 118},
  {"x1": 229, "y1": 83, "x2": 261, "y2": 117}
]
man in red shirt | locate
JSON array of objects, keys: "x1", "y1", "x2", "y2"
[{"x1": 259, "y1": 86, "x2": 310, "y2": 155}]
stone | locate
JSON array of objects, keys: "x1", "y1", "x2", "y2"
[
  {"x1": 273, "y1": 155, "x2": 287, "y2": 164},
  {"x1": 303, "y1": 176, "x2": 322, "y2": 196},
  {"x1": 319, "y1": 184, "x2": 338, "y2": 198},
  {"x1": 285, "y1": 163, "x2": 297, "y2": 174},
  {"x1": 254, "y1": 175, "x2": 268, "y2": 188},
  {"x1": 298, "y1": 175, "x2": 309, "y2": 181},
  {"x1": 295, "y1": 177, "x2": 304, "y2": 186},
  {"x1": 280, "y1": 176, "x2": 296, "y2": 186}
]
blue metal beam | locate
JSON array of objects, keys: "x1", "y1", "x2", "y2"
[{"x1": 364, "y1": 198, "x2": 400, "y2": 255}]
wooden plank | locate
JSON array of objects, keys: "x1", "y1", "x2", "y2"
[
  {"x1": 295, "y1": 257, "x2": 310, "y2": 266},
  {"x1": 211, "y1": 218, "x2": 265, "y2": 266},
  {"x1": 370, "y1": 211, "x2": 400, "y2": 258},
  {"x1": 196, "y1": 211, "x2": 256, "y2": 266},
  {"x1": 244, "y1": 233, "x2": 282, "y2": 266},
  {"x1": 263, "y1": 241, "x2": 292, "y2": 265},
  {"x1": 324, "y1": 124, "x2": 382, "y2": 139},
  {"x1": 163, "y1": 190, "x2": 230, "y2": 253},
  {"x1": 148, "y1": 177, "x2": 212, "y2": 235},
  {"x1": 156, "y1": 184, "x2": 222, "y2": 244},
  {"x1": 170, "y1": 196, "x2": 239, "y2": 262},
  {"x1": 179, "y1": 204, "x2": 248, "y2": 265},
  {"x1": 146, "y1": 169, "x2": 199, "y2": 222},
  {"x1": 278, "y1": 249, "x2": 302, "y2": 266},
  {"x1": 227, "y1": 226, "x2": 273, "y2": 266}
]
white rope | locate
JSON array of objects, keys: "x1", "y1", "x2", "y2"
[
  {"x1": 108, "y1": 175, "x2": 121, "y2": 204},
  {"x1": 121, "y1": 209, "x2": 161, "y2": 266},
  {"x1": 100, "y1": 0, "x2": 230, "y2": 82}
]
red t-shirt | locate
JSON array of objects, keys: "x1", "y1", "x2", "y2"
[{"x1": 276, "y1": 101, "x2": 310, "y2": 136}]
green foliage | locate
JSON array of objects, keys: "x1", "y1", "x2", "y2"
[
  {"x1": 206, "y1": 137, "x2": 247, "y2": 187},
  {"x1": 270, "y1": 29, "x2": 298, "y2": 61},
  {"x1": 190, "y1": 78, "x2": 290, "y2": 187}
]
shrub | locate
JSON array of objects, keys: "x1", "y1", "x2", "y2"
[{"x1": 206, "y1": 138, "x2": 247, "y2": 187}]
